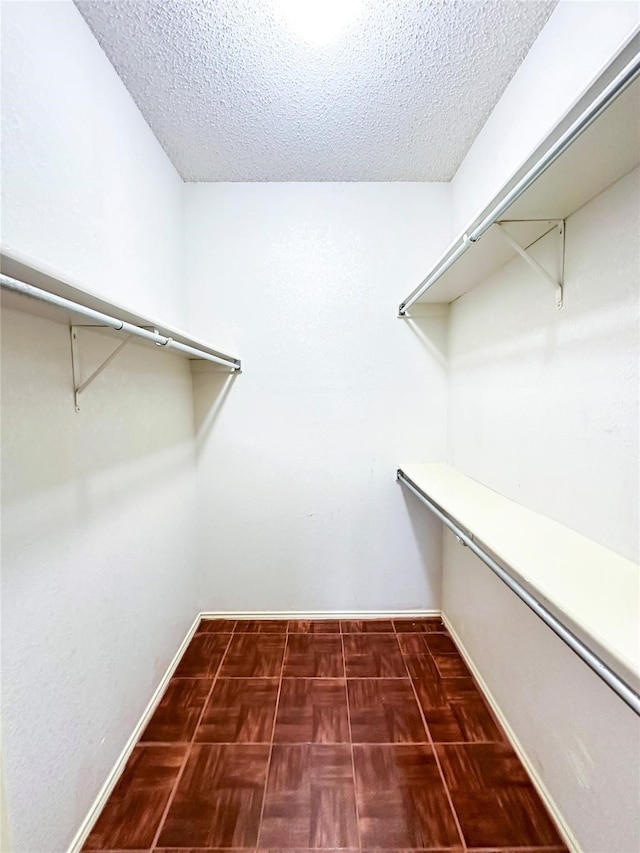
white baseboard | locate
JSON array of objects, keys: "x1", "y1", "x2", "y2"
[
  {"x1": 66, "y1": 613, "x2": 202, "y2": 853},
  {"x1": 200, "y1": 609, "x2": 441, "y2": 620},
  {"x1": 69, "y1": 607, "x2": 577, "y2": 853},
  {"x1": 66, "y1": 607, "x2": 439, "y2": 851},
  {"x1": 441, "y1": 613, "x2": 581, "y2": 853}
]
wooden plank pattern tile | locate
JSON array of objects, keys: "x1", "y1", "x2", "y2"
[
  {"x1": 396, "y1": 633, "x2": 429, "y2": 655},
  {"x1": 347, "y1": 679, "x2": 428, "y2": 743},
  {"x1": 195, "y1": 619, "x2": 237, "y2": 633},
  {"x1": 219, "y1": 635, "x2": 285, "y2": 677},
  {"x1": 343, "y1": 634, "x2": 406, "y2": 678},
  {"x1": 89, "y1": 617, "x2": 568, "y2": 852},
  {"x1": 158, "y1": 744, "x2": 270, "y2": 847},
  {"x1": 432, "y1": 652, "x2": 471, "y2": 678},
  {"x1": 274, "y1": 679, "x2": 350, "y2": 743},
  {"x1": 235, "y1": 620, "x2": 289, "y2": 633},
  {"x1": 341, "y1": 619, "x2": 394, "y2": 633},
  {"x1": 258, "y1": 744, "x2": 359, "y2": 848},
  {"x1": 393, "y1": 618, "x2": 445, "y2": 633},
  {"x1": 283, "y1": 635, "x2": 344, "y2": 677},
  {"x1": 140, "y1": 679, "x2": 212, "y2": 743},
  {"x1": 173, "y1": 634, "x2": 231, "y2": 678},
  {"x1": 353, "y1": 744, "x2": 462, "y2": 848},
  {"x1": 436, "y1": 743, "x2": 565, "y2": 848},
  {"x1": 288, "y1": 619, "x2": 341, "y2": 634},
  {"x1": 83, "y1": 745, "x2": 186, "y2": 850},
  {"x1": 195, "y1": 678, "x2": 279, "y2": 743}
]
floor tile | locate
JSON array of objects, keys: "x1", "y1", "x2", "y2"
[
  {"x1": 156, "y1": 849, "x2": 255, "y2": 853},
  {"x1": 436, "y1": 743, "x2": 565, "y2": 848},
  {"x1": 235, "y1": 620, "x2": 288, "y2": 633},
  {"x1": 258, "y1": 744, "x2": 359, "y2": 848},
  {"x1": 158, "y1": 744, "x2": 270, "y2": 847},
  {"x1": 432, "y1": 652, "x2": 471, "y2": 678},
  {"x1": 393, "y1": 618, "x2": 445, "y2": 633},
  {"x1": 283, "y1": 635, "x2": 344, "y2": 677},
  {"x1": 274, "y1": 678, "x2": 349, "y2": 743},
  {"x1": 403, "y1": 652, "x2": 443, "y2": 687},
  {"x1": 361, "y1": 849, "x2": 462, "y2": 853},
  {"x1": 174, "y1": 634, "x2": 231, "y2": 679},
  {"x1": 195, "y1": 618, "x2": 237, "y2": 633},
  {"x1": 465, "y1": 848, "x2": 567, "y2": 853},
  {"x1": 341, "y1": 619, "x2": 394, "y2": 633},
  {"x1": 396, "y1": 633, "x2": 429, "y2": 655},
  {"x1": 83, "y1": 745, "x2": 186, "y2": 850},
  {"x1": 347, "y1": 679, "x2": 427, "y2": 743},
  {"x1": 141, "y1": 679, "x2": 212, "y2": 743},
  {"x1": 424, "y1": 633, "x2": 459, "y2": 655},
  {"x1": 288, "y1": 619, "x2": 341, "y2": 633},
  {"x1": 218, "y1": 634, "x2": 285, "y2": 678},
  {"x1": 343, "y1": 634, "x2": 406, "y2": 678},
  {"x1": 353, "y1": 744, "x2": 461, "y2": 848},
  {"x1": 195, "y1": 678, "x2": 279, "y2": 743},
  {"x1": 421, "y1": 679, "x2": 504, "y2": 743}
]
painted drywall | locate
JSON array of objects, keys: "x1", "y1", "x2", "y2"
[
  {"x1": 450, "y1": 0, "x2": 640, "y2": 235},
  {"x1": 1, "y1": 0, "x2": 185, "y2": 323},
  {"x1": 1, "y1": 3, "x2": 198, "y2": 851},
  {"x1": 444, "y1": 147, "x2": 639, "y2": 853},
  {"x1": 448, "y1": 169, "x2": 639, "y2": 562},
  {"x1": 444, "y1": 7, "x2": 640, "y2": 848},
  {"x1": 443, "y1": 530, "x2": 640, "y2": 853},
  {"x1": 185, "y1": 182, "x2": 449, "y2": 613}
]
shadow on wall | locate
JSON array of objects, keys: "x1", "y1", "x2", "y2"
[
  {"x1": 399, "y1": 483, "x2": 444, "y2": 605},
  {"x1": 192, "y1": 367, "x2": 239, "y2": 453},
  {"x1": 400, "y1": 310, "x2": 449, "y2": 367},
  {"x1": 1, "y1": 314, "x2": 196, "y2": 494}
]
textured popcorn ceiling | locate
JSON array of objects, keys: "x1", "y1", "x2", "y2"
[{"x1": 74, "y1": 0, "x2": 556, "y2": 182}]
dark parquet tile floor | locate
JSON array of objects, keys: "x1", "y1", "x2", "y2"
[{"x1": 83, "y1": 618, "x2": 568, "y2": 853}]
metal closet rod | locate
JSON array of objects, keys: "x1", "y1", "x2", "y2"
[
  {"x1": 396, "y1": 469, "x2": 640, "y2": 717},
  {"x1": 399, "y1": 46, "x2": 640, "y2": 315},
  {"x1": 0, "y1": 273, "x2": 241, "y2": 371}
]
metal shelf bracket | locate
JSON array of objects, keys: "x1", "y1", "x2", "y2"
[
  {"x1": 495, "y1": 219, "x2": 565, "y2": 308},
  {"x1": 70, "y1": 326, "x2": 132, "y2": 413}
]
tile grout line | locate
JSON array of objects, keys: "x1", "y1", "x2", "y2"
[
  {"x1": 398, "y1": 626, "x2": 469, "y2": 852},
  {"x1": 341, "y1": 629, "x2": 363, "y2": 851},
  {"x1": 149, "y1": 624, "x2": 236, "y2": 851},
  {"x1": 254, "y1": 621, "x2": 287, "y2": 850}
]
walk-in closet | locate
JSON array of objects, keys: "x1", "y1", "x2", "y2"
[{"x1": 1, "y1": 1, "x2": 639, "y2": 852}]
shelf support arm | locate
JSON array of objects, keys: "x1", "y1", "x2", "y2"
[
  {"x1": 70, "y1": 326, "x2": 132, "y2": 413},
  {"x1": 494, "y1": 220, "x2": 565, "y2": 308}
]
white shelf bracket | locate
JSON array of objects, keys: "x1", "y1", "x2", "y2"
[
  {"x1": 70, "y1": 326, "x2": 132, "y2": 413},
  {"x1": 495, "y1": 220, "x2": 565, "y2": 309}
]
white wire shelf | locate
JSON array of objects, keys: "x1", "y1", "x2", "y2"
[
  {"x1": 398, "y1": 463, "x2": 640, "y2": 715},
  {"x1": 0, "y1": 249, "x2": 241, "y2": 371},
  {"x1": 399, "y1": 31, "x2": 640, "y2": 313}
]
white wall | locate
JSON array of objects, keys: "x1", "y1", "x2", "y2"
[
  {"x1": 185, "y1": 182, "x2": 450, "y2": 613},
  {"x1": 448, "y1": 169, "x2": 639, "y2": 561},
  {"x1": 1, "y1": 3, "x2": 197, "y2": 851},
  {"x1": 1, "y1": 0, "x2": 185, "y2": 323},
  {"x1": 450, "y1": 0, "x2": 640, "y2": 235},
  {"x1": 443, "y1": 530, "x2": 640, "y2": 853},
  {"x1": 444, "y1": 171, "x2": 639, "y2": 852},
  {"x1": 443, "y1": 4, "x2": 640, "y2": 847}
]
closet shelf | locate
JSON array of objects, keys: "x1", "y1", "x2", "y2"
[
  {"x1": 1, "y1": 250, "x2": 241, "y2": 411},
  {"x1": 397, "y1": 463, "x2": 640, "y2": 715},
  {"x1": 398, "y1": 32, "x2": 640, "y2": 314}
]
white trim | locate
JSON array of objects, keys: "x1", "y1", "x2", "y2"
[
  {"x1": 441, "y1": 612, "x2": 581, "y2": 853},
  {"x1": 200, "y1": 609, "x2": 441, "y2": 620},
  {"x1": 66, "y1": 613, "x2": 201, "y2": 853},
  {"x1": 66, "y1": 608, "x2": 439, "y2": 851}
]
